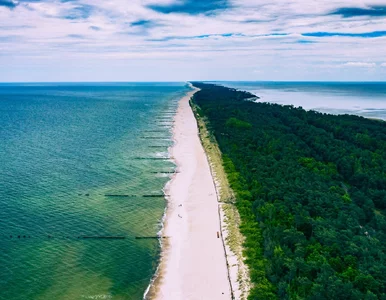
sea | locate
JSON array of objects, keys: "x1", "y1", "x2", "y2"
[
  {"x1": 0, "y1": 83, "x2": 190, "y2": 300},
  {"x1": 219, "y1": 82, "x2": 386, "y2": 120}
]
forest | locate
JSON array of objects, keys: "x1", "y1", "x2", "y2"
[{"x1": 190, "y1": 82, "x2": 386, "y2": 299}]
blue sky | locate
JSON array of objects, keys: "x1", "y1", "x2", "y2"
[{"x1": 1, "y1": 0, "x2": 386, "y2": 81}]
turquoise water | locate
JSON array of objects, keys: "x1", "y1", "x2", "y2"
[
  {"x1": 218, "y1": 82, "x2": 386, "y2": 120},
  {"x1": 0, "y1": 83, "x2": 190, "y2": 300}
]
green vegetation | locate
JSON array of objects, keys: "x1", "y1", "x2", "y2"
[
  {"x1": 226, "y1": 117, "x2": 253, "y2": 129},
  {"x1": 190, "y1": 82, "x2": 386, "y2": 299}
]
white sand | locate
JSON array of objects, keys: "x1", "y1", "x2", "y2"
[{"x1": 153, "y1": 88, "x2": 232, "y2": 300}]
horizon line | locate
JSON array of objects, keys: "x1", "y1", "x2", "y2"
[{"x1": 1, "y1": 80, "x2": 386, "y2": 84}]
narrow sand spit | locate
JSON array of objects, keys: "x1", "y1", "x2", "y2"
[{"x1": 151, "y1": 87, "x2": 232, "y2": 300}]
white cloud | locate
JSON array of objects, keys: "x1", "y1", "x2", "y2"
[
  {"x1": 1, "y1": 0, "x2": 386, "y2": 81},
  {"x1": 344, "y1": 62, "x2": 377, "y2": 67},
  {"x1": 381, "y1": 63, "x2": 386, "y2": 67}
]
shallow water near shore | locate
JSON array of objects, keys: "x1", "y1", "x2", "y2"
[{"x1": 0, "y1": 83, "x2": 189, "y2": 299}]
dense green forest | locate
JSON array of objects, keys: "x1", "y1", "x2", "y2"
[{"x1": 191, "y1": 82, "x2": 386, "y2": 299}]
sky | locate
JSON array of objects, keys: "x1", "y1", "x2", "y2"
[{"x1": 1, "y1": 0, "x2": 386, "y2": 82}]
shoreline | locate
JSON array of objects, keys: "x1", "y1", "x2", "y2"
[{"x1": 148, "y1": 85, "x2": 232, "y2": 299}]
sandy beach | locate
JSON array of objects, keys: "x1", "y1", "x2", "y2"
[{"x1": 151, "y1": 87, "x2": 232, "y2": 300}]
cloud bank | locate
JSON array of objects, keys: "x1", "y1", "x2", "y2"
[
  {"x1": 344, "y1": 62, "x2": 377, "y2": 67},
  {"x1": 1, "y1": 0, "x2": 386, "y2": 81}
]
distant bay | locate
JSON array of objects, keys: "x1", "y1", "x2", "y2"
[{"x1": 219, "y1": 82, "x2": 386, "y2": 120}]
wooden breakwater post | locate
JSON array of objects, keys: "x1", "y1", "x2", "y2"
[
  {"x1": 80, "y1": 236, "x2": 126, "y2": 239},
  {"x1": 134, "y1": 157, "x2": 172, "y2": 160},
  {"x1": 150, "y1": 171, "x2": 178, "y2": 174},
  {"x1": 135, "y1": 236, "x2": 169, "y2": 240},
  {"x1": 105, "y1": 194, "x2": 169, "y2": 198},
  {"x1": 140, "y1": 137, "x2": 170, "y2": 139}
]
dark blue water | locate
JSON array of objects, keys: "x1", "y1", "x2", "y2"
[
  {"x1": 219, "y1": 82, "x2": 386, "y2": 120},
  {"x1": 0, "y1": 83, "x2": 190, "y2": 300}
]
